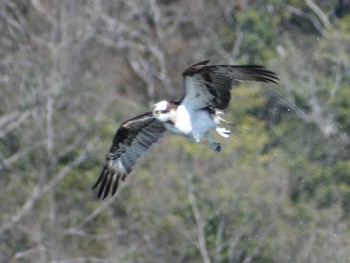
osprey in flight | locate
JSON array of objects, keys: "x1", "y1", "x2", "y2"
[{"x1": 93, "y1": 60, "x2": 279, "y2": 199}]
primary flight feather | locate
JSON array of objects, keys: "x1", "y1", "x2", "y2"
[{"x1": 93, "y1": 60, "x2": 279, "y2": 199}]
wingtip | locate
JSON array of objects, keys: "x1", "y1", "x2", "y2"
[
  {"x1": 183, "y1": 60, "x2": 211, "y2": 76},
  {"x1": 92, "y1": 166, "x2": 106, "y2": 191},
  {"x1": 93, "y1": 165, "x2": 124, "y2": 200},
  {"x1": 240, "y1": 65, "x2": 280, "y2": 84},
  {"x1": 191, "y1": 60, "x2": 210, "y2": 67}
]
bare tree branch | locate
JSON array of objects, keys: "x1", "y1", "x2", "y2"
[
  {"x1": 0, "y1": 152, "x2": 90, "y2": 235},
  {"x1": 68, "y1": 190, "x2": 120, "y2": 231},
  {"x1": 305, "y1": 0, "x2": 331, "y2": 29},
  {"x1": 0, "y1": 110, "x2": 33, "y2": 139},
  {"x1": 285, "y1": 4, "x2": 331, "y2": 38},
  {"x1": 187, "y1": 173, "x2": 211, "y2": 263},
  {"x1": 214, "y1": 220, "x2": 225, "y2": 263},
  {"x1": 50, "y1": 258, "x2": 109, "y2": 263}
]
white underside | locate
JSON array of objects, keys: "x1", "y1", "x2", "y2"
[{"x1": 165, "y1": 104, "x2": 221, "y2": 142}]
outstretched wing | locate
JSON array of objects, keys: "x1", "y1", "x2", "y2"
[
  {"x1": 181, "y1": 60, "x2": 279, "y2": 110},
  {"x1": 93, "y1": 112, "x2": 166, "y2": 199}
]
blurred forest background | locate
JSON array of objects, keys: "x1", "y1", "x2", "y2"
[{"x1": 1, "y1": 0, "x2": 350, "y2": 262}]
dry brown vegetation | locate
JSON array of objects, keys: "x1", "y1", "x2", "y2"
[{"x1": 1, "y1": 0, "x2": 350, "y2": 262}]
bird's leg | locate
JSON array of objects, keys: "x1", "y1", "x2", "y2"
[
  {"x1": 215, "y1": 127, "x2": 231, "y2": 138},
  {"x1": 207, "y1": 133, "x2": 221, "y2": 152}
]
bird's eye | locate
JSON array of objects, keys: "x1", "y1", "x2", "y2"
[{"x1": 156, "y1": 110, "x2": 161, "y2": 114}]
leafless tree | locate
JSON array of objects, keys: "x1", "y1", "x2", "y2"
[
  {"x1": 1, "y1": 1, "x2": 350, "y2": 262},
  {"x1": 0, "y1": 1, "x2": 103, "y2": 261}
]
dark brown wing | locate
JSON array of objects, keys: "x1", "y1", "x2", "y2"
[
  {"x1": 93, "y1": 112, "x2": 166, "y2": 199},
  {"x1": 181, "y1": 60, "x2": 279, "y2": 110}
]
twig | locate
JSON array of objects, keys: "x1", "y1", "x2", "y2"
[{"x1": 187, "y1": 173, "x2": 211, "y2": 263}]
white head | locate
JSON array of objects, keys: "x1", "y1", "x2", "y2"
[{"x1": 152, "y1": 100, "x2": 173, "y2": 122}]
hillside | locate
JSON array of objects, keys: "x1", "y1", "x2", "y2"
[{"x1": 1, "y1": 0, "x2": 350, "y2": 262}]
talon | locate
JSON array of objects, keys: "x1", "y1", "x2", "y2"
[
  {"x1": 216, "y1": 127, "x2": 231, "y2": 138},
  {"x1": 211, "y1": 142, "x2": 221, "y2": 152}
]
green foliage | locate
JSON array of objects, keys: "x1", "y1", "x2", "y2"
[
  {"x1": 334, "y1": 84, "x2": 350, "y2": 133},
  {"x1": 2, "y1": 0, "x2": 350, "y2": 262},
  {"x1": 234, "y1": 9, "x2": 280, "y2": 62}
]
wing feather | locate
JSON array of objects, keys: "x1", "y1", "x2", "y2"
[
  {"x1": 181, "y1": 60, "x2": 279, "y2": 110},
  {"x1": 93, "y1": 112, "x2": 166, "y2": 199}
]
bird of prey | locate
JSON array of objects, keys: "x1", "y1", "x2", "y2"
[{"x1": 93, "y1": 60, "x2": 279, "y2": 199}]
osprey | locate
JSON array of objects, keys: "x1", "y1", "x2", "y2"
[{"x1": 93, "y1": 60, "x2": 279, "y2": 199}]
